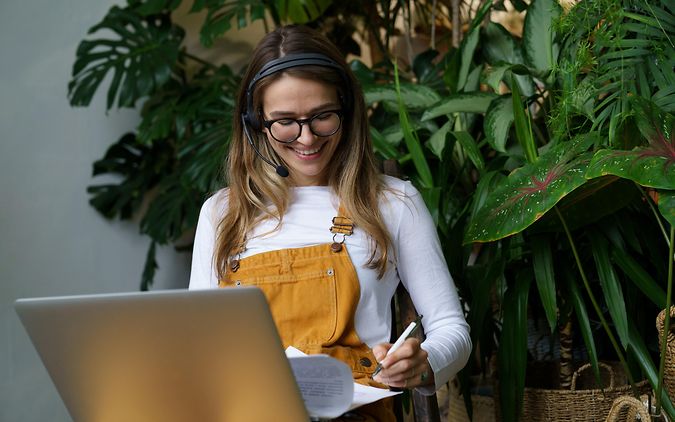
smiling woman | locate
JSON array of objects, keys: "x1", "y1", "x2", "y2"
[
  {"x1": 188, "y1": 24, "x2": 471, "y2": 421},
  {"x1": 262, "y1": 74, "x2": 343, "y2": 186}
]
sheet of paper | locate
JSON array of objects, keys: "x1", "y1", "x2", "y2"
[
  {"x1": 287, "y1": 353, "x2": 353, "y2": 419},
  {"x1": 350, "y1": 382, "x2": 402, "y2": 410},
  {"x1": 285, "y1": 346, "x2": 402, "y2": 416}
]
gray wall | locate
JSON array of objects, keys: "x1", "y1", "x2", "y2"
[{"x1": 0, "y1": 1, "x2": 261, "y2": 420}]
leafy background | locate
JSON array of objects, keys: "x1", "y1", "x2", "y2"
[{"x1": 68, "y1": 0, "x2": 675, "y2": 420}]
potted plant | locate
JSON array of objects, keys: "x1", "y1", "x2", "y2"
[{"x1": 376, "y1": 0, "x2": 675, "y2": 419}]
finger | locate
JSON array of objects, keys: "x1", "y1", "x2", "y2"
[
  {"x1": 376, "y1": 351, "x2": 430, "y2": 384},
  {"x1": 380, "y1": 361, "x2": 431, "y2": 389},
  {"x1": 379, "y1": 338, "x2": 421, "y2": 368},
  {"x1": 381, "y1": 342, "x2": 427, "y2": 375},
  {"x1": 371, "y1": 343, "x2": 392, "y2": 363}
]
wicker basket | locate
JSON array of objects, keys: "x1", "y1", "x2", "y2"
[
  {"x1": 605, "y1": 396, "x2": 651, "y2": 422},
  {"x1": 446, "y1": 378, "x2": 495, "y2": 422},
  {"x1": 657, "y1": 307, "x2": 675, "y2": 402},
  {"x1": 496, "y1": 361, "x2": 652, "y2": 422}
]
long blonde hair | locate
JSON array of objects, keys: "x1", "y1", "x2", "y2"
[{"x1": 215, "y1": 25, "x2": 392, "y2": 279}]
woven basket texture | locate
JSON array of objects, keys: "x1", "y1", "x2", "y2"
[
  {"x1": 605, "y1": 396, "x2": 651, "y2": 422},
  {"x1": 657, "y1": 307, "x2": 675, "y2": 403},
  {"x1": 494, "y1": 361, "x2": 652, "y2": 422}
]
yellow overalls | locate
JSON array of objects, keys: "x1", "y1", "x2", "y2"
[{"x1": 220, "y1": 209, "x2": 395, "y2": 421}]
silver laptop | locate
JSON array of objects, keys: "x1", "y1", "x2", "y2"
[{"x1": 15, "y1": 287, "x2": 310, "y2": 422}]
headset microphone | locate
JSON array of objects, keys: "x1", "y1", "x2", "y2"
[{"x1": 241, "y1": 114, "x2": 289, "y2": 177}]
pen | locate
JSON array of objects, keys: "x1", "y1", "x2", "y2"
[{"x1": 371, "y1": 315, "x2": 423, "y2": 378}]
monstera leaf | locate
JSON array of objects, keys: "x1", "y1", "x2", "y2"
[
  {"x1": 586, "y1": 98, "x2": 675, "y2": 189},
  {"x1": 68, "y1": 5, "x2": 184, "y2": 110},
  {"x1": 465, "y1": 133, "x2": 599, "y2": 243},
  {"x1": 87, "y1": 133, "x2": 173, "y2": 220}
]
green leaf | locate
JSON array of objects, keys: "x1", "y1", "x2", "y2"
[
  {"x1": 568, "y1": 275, "x2": 601, "y2": 386},
  {"x1": 466, "y1": 257, "x2": 504, "y2": 349},
  {"x1": 483, "y1": 22, "x2": 524, "y2": 68},
  {"x1": 132, "y1": 0, "x2": 182, "y2": 15},
  {"x1": 464, "y1": 133, "x2": 597, "y2": 243},
  {"x1": 458, "y1": 24, "x2": 480, "y2": 92},
  {"x1": 87, "y1": 133, "x2": 167, "y2": 219},
  {"x1": 276, "y1": 0, "x2": 331, "y2": 23},
  {"x1": 585, "y1": 99, "x2": 675, "y2": 189},
  {"x1": 371, "y1": 127, "x2": 399, "y2": 160},
  {"x1": 531, "y1": 235, "x2": 557, "y2": 332},
  {"x1": 498, "y1": 274, "x2": 531, "y2": 422},
  {"x1": 468, "y1": 171, "x2": 505, "y2": 225},
  {"x1": 511, "y1": 74, "x2": 537, "y2": 163},
  {"x1": 530, "y1": 177, "x2": 640, "y2": 234},
  {"x1": 421, "y1": 92, "x2": 497, "y2": 121},
  {"x1": 456, "y1": 0, "x2": 492, "y2": 89},
  {"x1": 612, "y1": 248, "x2": 667, "y2": 308},
  {"x1": 141, "y1": 241, "x2": 158, "y2": 291},
  {"x1": 451, "y1": 131, "x2": 485, "y2": 171},
  {"x1": 589, "y1": 230, "x2": 629, "y2": 347},
  {"x1": 364, "y1": 83, "x2": 441, "y2": 110},
  {"x1": 522, "y1": 0, "x2": 561, "y2": 73},
  {"x1": 68, "y1": 6, "x2": 183, "y2": 109},
  {"x1": 659, "y1": 190, "x2": 675, "y2": 227},
  {"x1": 464, "y1": 64, "x2": 483, "y2": 93},
  {"x1": 482, "y1": 22, "x2": 533, "y2": 97},
  {"x1": 653, "y1": 86, "x2": 675, "y2": 112},
  {"x1": 585, "y1": 149, "x2": 675, "y2": 190},
  {"x1": 196, "y1": 0, "x2": 270, "y2": 47},
  {"x1": 427, "y1": 121, "x2": 452, "y2": 159},
  {"x1": 484, "y1": 95, "x2": 514, "y2": 153},
  {"x1": 485, "y1": 64, "x2": 510, "y2": 93},
  {"x1": 394, "y1": 63, "x2": 433, "y2": 188}
]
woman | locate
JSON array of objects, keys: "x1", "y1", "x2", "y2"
[{"x1": 189, "y1": 24, "x2": 471, "y2": 421}]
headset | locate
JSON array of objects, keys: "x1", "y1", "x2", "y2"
[{"x1": 241, "y1": 53, "x2": 352, "y2": 177}]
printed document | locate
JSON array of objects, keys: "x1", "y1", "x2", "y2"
[{"x1": 285, "y1": 346, "x2": 401, "y2": 419}]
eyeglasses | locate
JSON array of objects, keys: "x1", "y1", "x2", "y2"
[{"x1": 262, "y1": 110, "x2": 342, "y2": 143}]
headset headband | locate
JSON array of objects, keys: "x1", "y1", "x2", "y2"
[{"x1": 243, "y1": 53, "x2": 351, "y2": 131}]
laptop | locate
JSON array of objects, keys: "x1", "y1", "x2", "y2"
[{"x1": 15, "y1": 287, "x2": 311, "y2": 422}]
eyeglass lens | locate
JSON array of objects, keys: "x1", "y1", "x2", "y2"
[{"x1": 269, "y1": 111, "x2": 341, "y2": 143}]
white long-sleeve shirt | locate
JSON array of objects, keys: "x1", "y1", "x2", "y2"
[{"x1": 189, "y1": 175, "x2": 471, "y2": 393}]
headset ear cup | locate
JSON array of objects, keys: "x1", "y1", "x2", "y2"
[{"x1": 243, "y1": 112, "x2": 260, "y2": 132}]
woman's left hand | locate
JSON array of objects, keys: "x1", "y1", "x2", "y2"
[{"x1": 371, "y1": 338, "x2": 435, "y2": 389}]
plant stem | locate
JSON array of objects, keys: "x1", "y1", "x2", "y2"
[
  {"x1": 656, "y1": 225, "x2": 675, "y2": 415},
  {"x1": 636, "y1": 183, "x2": 670, "y2": 246},
  {"x1": 554, "y1": 206, "x2": 638, "y2": 394}
]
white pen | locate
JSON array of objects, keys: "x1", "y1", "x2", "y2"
[{"x1": 371, "y1": 315, "x2": 423, "y2": 378}]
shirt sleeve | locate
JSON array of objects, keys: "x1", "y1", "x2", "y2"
[
  {"x1": 188, "y1": 192, "x2": 225, "y2": 290},
  {"x1": 393, "y1": 181, "x2": 472, "y2": 394}
]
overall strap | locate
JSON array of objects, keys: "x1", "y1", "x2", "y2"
[{"x1": 329, "y1": 205, "x2": 354, "y2": 252}]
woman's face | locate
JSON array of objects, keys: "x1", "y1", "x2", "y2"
[{"x1": 260, "y1": 74, "x2": 342, "y2": 186}]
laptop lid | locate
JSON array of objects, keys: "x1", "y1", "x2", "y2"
[{"x1": 15, "y1": 287, "x2": 310, "y2": 422}]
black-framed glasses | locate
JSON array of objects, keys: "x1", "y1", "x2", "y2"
[{"x1": 262, "y1": 110, "x2": 343, "y2": 143}]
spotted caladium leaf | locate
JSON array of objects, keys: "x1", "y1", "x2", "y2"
[
  {"x1": 586, "y1": 97, "x2": 675, "y2": 190},
  {"x1": 464, "y1": 133, "x2": 598, "y2": 243}
]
